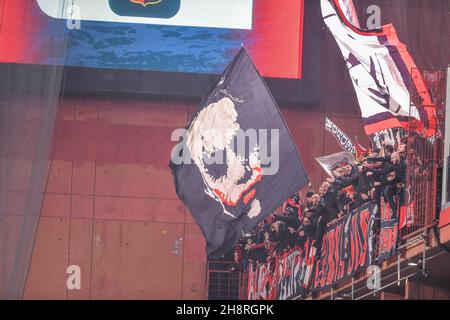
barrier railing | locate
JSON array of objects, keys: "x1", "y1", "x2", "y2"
[
  {"x1": 206, "y1": 261, "x2": 244, "y2": 300},
  {"x1": 402, "y1": 68, "x2": 447, "y2": 240}
]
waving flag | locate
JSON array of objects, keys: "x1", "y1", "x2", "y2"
[
  {"x1": 170, "y1": 48, "x2": 309, "y2": 259},
  {"x1": 354, "y1": 137, "x2": 369, "y2": 162},
  {"x1": 321, "y1": 0, "x2": 435, "y2": 136},
  {"x1": 316, "y1": 151, "x2": 355, "y2": 177}
]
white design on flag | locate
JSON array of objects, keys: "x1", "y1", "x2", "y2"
[
  {"x1": 186, "y1": 97, "x2": 262, "y2": 219},
  {"x1": 316, "y1": 151, "x2": 355, "y2": 177},
  {"x1": 325, "y1": 117, "x2": 356, "y2": 155},
  {"x1": 320, "y1": 0, "x2": 421, "y2": 134},
  {"x1": 337, "y1": 0, "x2": 360, "y2": 27},
  {"x1": 37, "y1": 0, "x2": 253, "y2": 30}
]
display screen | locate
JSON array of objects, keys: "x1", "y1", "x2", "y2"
[{"x1": 0, "y1": 0, "x2": 305, "y2": 79}]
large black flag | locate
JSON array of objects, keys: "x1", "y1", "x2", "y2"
[{"x1": 170, "y1": 48, "x2": 309, "y2": 259}]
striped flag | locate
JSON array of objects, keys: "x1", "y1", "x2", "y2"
[{"x1": 321, "y1": 0, "x2": 436, "y2": 136}]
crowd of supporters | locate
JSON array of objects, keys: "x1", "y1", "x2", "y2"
[{"x1": 236, "y1": 141, "x2": 408, "y2": 268}]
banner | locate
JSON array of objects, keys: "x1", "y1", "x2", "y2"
[
  {"x1": 245, "y1": 202, "x2": 408, "y2": 299},
  {"x1": 247, "y1": 259, "x2": 277, "y2": 300},
  {"x1": 276, "y1": 247, "x2": 313, "y2": 300},
  {"x1": 170, "y1": 48, "x2": 309, "y2": 259},
  {"x1": 376, "y1": 219, "x2": 399, "y2": 263},
  {"x1": 376, "y1": 200, "x2": 400, "y2": 263},
  {"x1": 312, "y1": 203, "x2": 375, "y2": 291},
  {"x1": 246, "y1": 203, "x2": 382, "y2": 299},
  {"x1": 247, "y1": 264, "x2": 257, "y2": 300},
  {"x1": 325, "y1": 117, "x2": 357, "y2": 155},
  {"x1": 257, "y1": 260, "x2": 277, "y2": 300}
]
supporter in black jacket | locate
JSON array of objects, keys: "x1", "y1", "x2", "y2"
[
  {"x1": 333, "y1": 165, "x2": 358, "y2": 190},
  {"x1": 384, "y1": 152, "x2": 406, "y2": 216},
  {"x1": 302, "y1": 194, "x2": 322, "y2": 239},
  {"x1": 302, "y1": 194, "x2": 329, "y2": 248},
  {"x1": 244, "y1": 228, "x2": 269, "y2": 267},
  {"x1": 275, "y1": 206, "x2": 301, "y2": 230},
  {"x1": 321, "y1": 182, "x2": 340, "y2": 220},
  {"x1": 391, "y1": 152, "x2": 406, "y2": 184}
]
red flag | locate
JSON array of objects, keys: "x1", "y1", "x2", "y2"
[{"x1": 354, "y1": 136, "x2": 368, "y2": 161}]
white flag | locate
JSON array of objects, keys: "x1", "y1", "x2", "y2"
[{"x1": 321, "y1": 0, "x2": 435, "y2": 136}]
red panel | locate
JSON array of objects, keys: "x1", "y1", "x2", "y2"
[
  {"x1": 96, "y1": 124, "x2": 177, "y2": 167},
  {"x1": 71, "y1": 195, "x2": 94, "y2": 219},
  {"x1": 182, "y1": 224, "x2": 207, "y2": 300},
  {"x1": 91, "y1": 220, "x2": 184, "y2": 299},
  {"x1": 1, "y1": 1, "x2": 45, "y2": 34},
  {"x1": 59, "y1": 99, "x2": 75, "y2": 121},
  {"x1": 46, "y1": 161, "x2": 72, "y2": 194},
  {"x1": 0, "y1": 1, "x2": 47, "y2": 63},
  {"x1": 248, "y1": 0, "x2": 304, "y2": 79},
  {"x1": 54, "y1": 121, "x2": 98, "y2": 162},
  {"x1": 41, "y1": 193, "x2": 71, "y2": 218},
  {"x1": 72, "y1": 161, "x2": 95, "y2": 195},
  {"x1": 23, "y1": 217, "x2": 70, "y2": 300},
  {"x1": 439, "y1": 207, "x2": 450, "y2": 229},
  {"x1": 183, "y1": 224, "x2": 206, "y2": 263},
  {"x1": 94, "y1": 196, "x2": 185, "y2": 223},
  {"x1": 296, "y1": 114, "x2": 326, "y2": 189},
  {"x1": 98, "y1": 97, "x2": 189, "y2": 128},
  {"x1": 75, "y1": 99, "x2": 97, "y2": 122},
  {"x1": 182, "y1": 260, "x2": 206, "y2": 300},
  {"x1": 68, "y1": 219, "x2": 93, "y2": 300},
  {"x1": 0, "y1": 0, "x2": 4, "y2": 30},
  {"x1": 95, "y1": 163, "x2": 177, "y2": 199},
  {"x1": 282, "y1": 108, "x2": 302, "y2": 149}
]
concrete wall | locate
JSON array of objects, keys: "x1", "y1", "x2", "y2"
[{"x1": 22, "y1": 96, "x2": 207, "y2": 299}]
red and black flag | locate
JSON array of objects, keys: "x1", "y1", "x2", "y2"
[{"x1": 170, "y1": 48, "x2": 309, "y2": 259}]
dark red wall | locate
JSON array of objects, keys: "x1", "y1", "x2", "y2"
[{"x1": 18, "y1": 0, "x2": 450, "y2": 299}]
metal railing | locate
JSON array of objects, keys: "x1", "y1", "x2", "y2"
[
  {"x1": 403, "y1": 68, "x2": 447, "y2": 240},
  {"x1": 206, "y1": 261, "x2": 244, "y2": 300}
]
